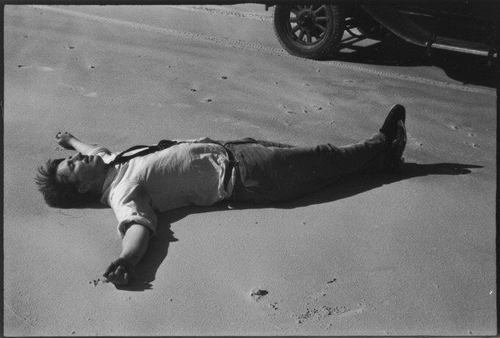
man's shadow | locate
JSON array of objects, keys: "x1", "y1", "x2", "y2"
[
  {"x1": 121, "y1": 162, "x2": 482, "y2": 291},
  {"x1": 333, "y1": 33, "x2": 498, "y2": 88}
]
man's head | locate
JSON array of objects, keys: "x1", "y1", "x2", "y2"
[{"x1": 35, "y1": 153, "x2": 107, "y2": 208}]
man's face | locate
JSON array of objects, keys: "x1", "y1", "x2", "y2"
[{"x1": 56, "y1": 153, "x2": 106, "y2": 189}]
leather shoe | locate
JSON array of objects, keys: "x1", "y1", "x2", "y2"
[
  {"x1": 385, "y1": 120, "x2": 407, "y2": 173},
  {"x1": 380, "y1": 104, "x2": 406, "y2": 142}
]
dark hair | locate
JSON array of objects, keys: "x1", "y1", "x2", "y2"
[{"x1": 35, "y1": 158, "x2": 100, "y2": 208}]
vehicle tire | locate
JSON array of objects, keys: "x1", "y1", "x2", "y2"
[{"x1": 273, "y1": 4, "x2": 345, "y2": 60}]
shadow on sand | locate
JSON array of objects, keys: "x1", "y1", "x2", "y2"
[
  {"x1": 333, "y1": 34, "x2": 498, "y2": 88},
  {"x1": 118, "y1": 162, "x2": 482, "y2": 291}
]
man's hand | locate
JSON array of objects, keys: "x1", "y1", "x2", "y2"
[
  {"x1": 103, "y1": 257, "x2": 135, "y2": 286},
  {"x1": 55, "y1": 132, "x2": 76, "y2": 150},
  {"x1": 104, "y1": 224, "x2": 150, "y2": 287}
]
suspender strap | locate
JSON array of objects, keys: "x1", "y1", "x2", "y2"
[{"x1": 109, "y1": 139, "x2": 179, "y2": 166}]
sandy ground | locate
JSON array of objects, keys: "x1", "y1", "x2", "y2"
[{"x1": 4, "y1": 4, "x2": 497, "y2": 336}]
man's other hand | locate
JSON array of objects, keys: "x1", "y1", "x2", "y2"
[
  {"x1": 55, "y1": 132, "x2": 76, "y2": 150},
  {"x1": 103, "y1": 258, "x2": 135, "y2": 286}
]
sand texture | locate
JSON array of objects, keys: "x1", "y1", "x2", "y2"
[{"x1": 4, "y1": 5, "x2": 496, "y2": 336}]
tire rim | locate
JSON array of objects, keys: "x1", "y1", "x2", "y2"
[{"x1": 287, "y1": 5, "x2": 332, "y2": 47}]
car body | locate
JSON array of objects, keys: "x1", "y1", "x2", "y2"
[{"x1": 268, "y1": 0, "x2": 499, "y2": 62}]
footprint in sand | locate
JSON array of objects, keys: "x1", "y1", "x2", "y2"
[
  {"x1": 280, "y1": 105, "x2": 297, "y2": 115},
  {"x1": 18, "y1": 64, "x2": 54, "y2": 72},
  {"x1": 337, "y1": 303, "x2": 367, "y2": 318},
  {"x1": 269, "y1": 302, "x2": 279, "y2": 310},
  {"x1": 38, "y1": 66, "x2": 54, "y2": 72},
  {"x1": 448, "y1": 124, "x2": 475, "y2": 135}
]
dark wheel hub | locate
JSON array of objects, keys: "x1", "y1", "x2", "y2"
[
  {"x1": 298, "y1": 11, "x2": 315, "y2": 30},
  {"x1": 289, "y1": 5, "x2": 330, "y2": 45}
]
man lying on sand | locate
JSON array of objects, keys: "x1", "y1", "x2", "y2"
[{"x1": 35, "y1": 105, "x2": 406, "y2": 286}]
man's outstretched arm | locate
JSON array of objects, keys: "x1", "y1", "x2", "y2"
[
  {"x1": 103, "y1": 224, "x2": 151, "y2": 286},
  {"x1": 55, "y1": 132, "x2": 106, "y2": 155}
]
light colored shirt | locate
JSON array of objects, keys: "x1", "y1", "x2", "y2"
[{"x1": 90, "y1": 138, "x2": 233, "y2": 237}]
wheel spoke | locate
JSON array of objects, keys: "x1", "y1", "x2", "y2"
[
  {"x1": 290, "y1": 17, "x2": 298, "y2": 23},
  {"x1": 314, "y1": 23, "x2": 326, "y2": 33},
  {"x1": 298, "y1": 30, "x2": 305, "y2": 42},
  {"x1": 291, "y1": 25, "x2": 300, "y2": 34},
  {"x1": 306, "y1": 32, "x2": 312, "y2": 44},
  {"x1": 314, "y1": 5, "x2": 326, "y2": 15},
  {"x1": 316, "y1": 16, "x2": 329, "y2": 22}
]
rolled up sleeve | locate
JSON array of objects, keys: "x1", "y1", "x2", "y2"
[{"x1": 108, "y1": 182, "x2": 157, "y2": 237}]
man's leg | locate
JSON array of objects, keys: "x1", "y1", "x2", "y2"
[
  {"x1": 228, "y1": 105, "x2": 406, "y2": 203},
  {"x1": 227, "y1": 133, "x2": 387, "y2": 203}
]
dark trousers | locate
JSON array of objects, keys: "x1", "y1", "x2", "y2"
[{"x1": 223, "y1": 134, "x2": 387, "y2": 203}]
